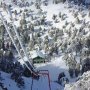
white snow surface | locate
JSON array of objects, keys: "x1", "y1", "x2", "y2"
[
  {"x1": 0, "y1": 71, "x2": 62, "y2": 90},
  {"x1": 0, "y1": 0, "x2": 90, "y2": 90},
  {"x1": 64, "y1": 71, "x2": 90, "y2": 90}
]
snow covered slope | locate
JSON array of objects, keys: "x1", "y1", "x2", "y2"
[
  {"x1": 1, "y1": 0, "x2": 90, "y2": 90},
  {"x1": 64, "y1": 71, "x2": 90, "y2": 90},
  {"x1": 0, "y1": 71, "x2": 61, "y2": 90}
]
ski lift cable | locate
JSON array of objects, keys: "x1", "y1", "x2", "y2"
[
  {"x1": 12, "y1": 22, "x2": 33, "y2": 66},
  {"x1": 0, "y1": 16, "x2": 52, "y2": 90},
  {"x1": 10, "y1": 7, "x2": 33, "y2": 65},
  {"x1": 8, "y1": 8, "x2": 34, "y2": 69},
  {"x1": 0, "y1": 7, "x2": 52, "y2": 90},
  {"x1": 0, "y1": 12, "x2": 38, "y2": 76}
]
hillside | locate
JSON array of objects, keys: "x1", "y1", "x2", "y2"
[{"x1": 0, "y1": 0, "x2": 90, "y2": 90}]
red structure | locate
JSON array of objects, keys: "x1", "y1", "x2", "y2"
[{"x1": 32, "y1": 70, "x2": 51, "y2": 90}]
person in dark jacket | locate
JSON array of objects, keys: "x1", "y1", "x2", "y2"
[{"x1": 58, "y1": 72, "x2": 65, "y2": 84}]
